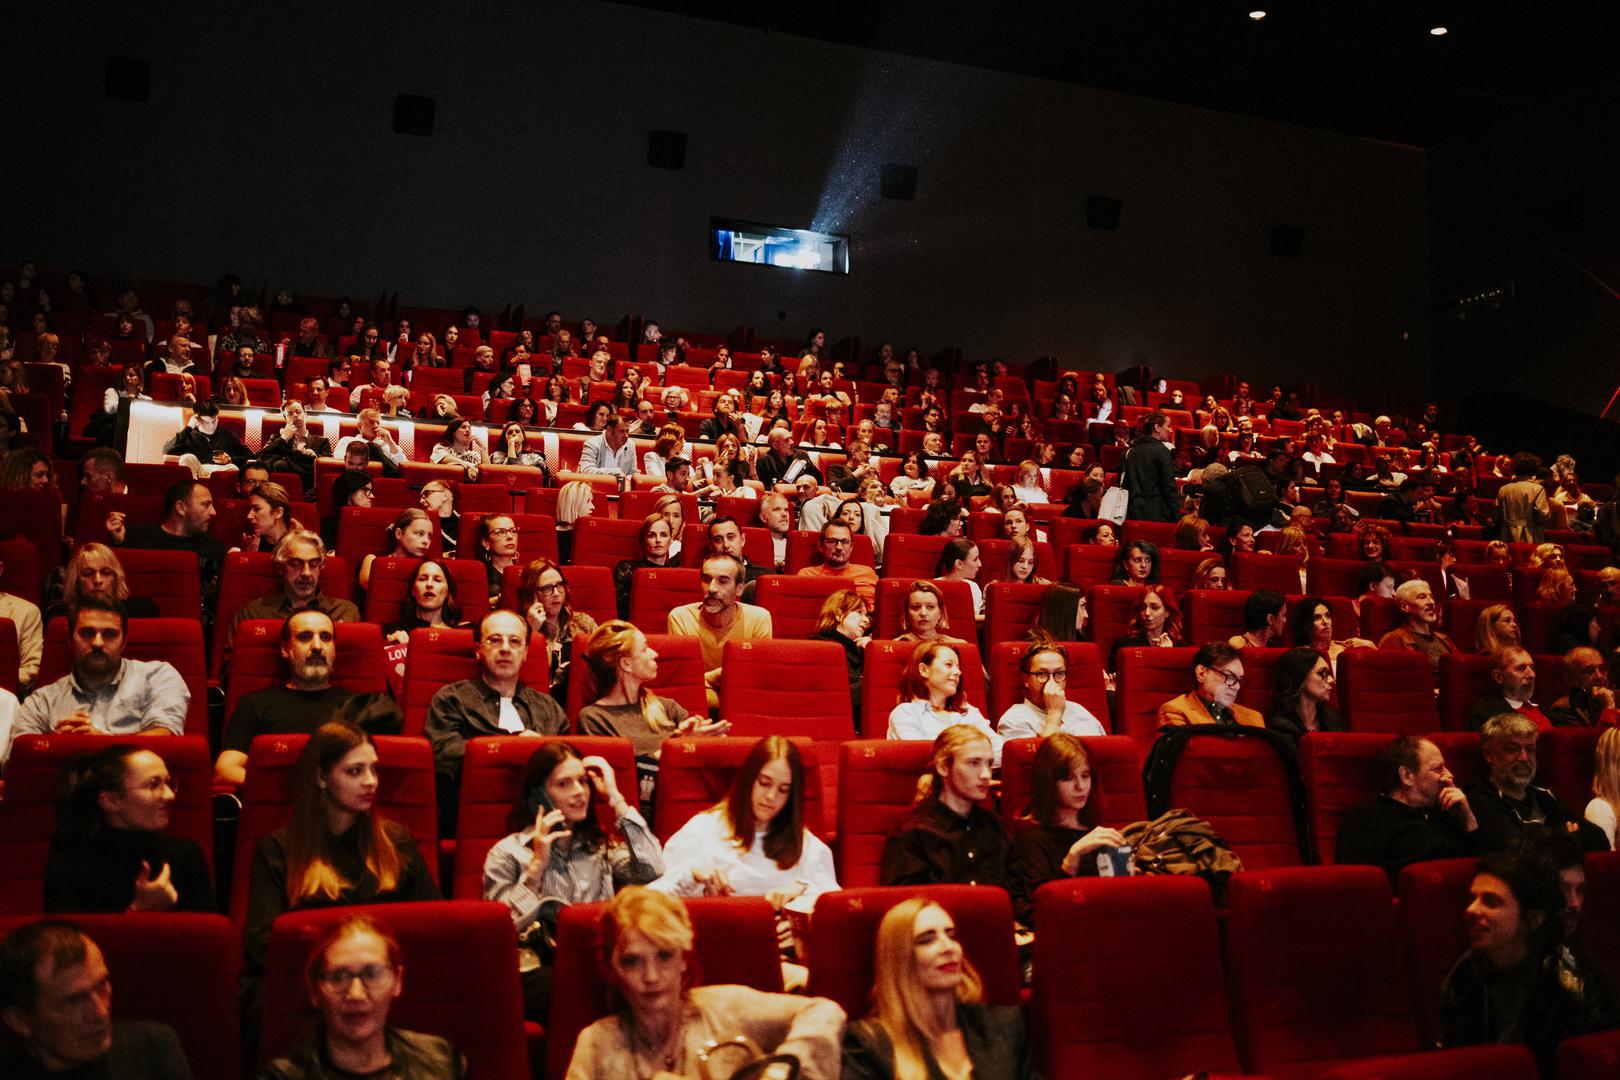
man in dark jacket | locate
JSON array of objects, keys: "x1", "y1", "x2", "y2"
[
  {"x1": 1122, "y1": 412, "x2": 1178, "y2": 522},
  {"x1": 1335, "y1": 735, "x2": 1482, "y2": 874},
  {"x1": 1465, "y1": 713, "x2": 1607, "y2": 853}
]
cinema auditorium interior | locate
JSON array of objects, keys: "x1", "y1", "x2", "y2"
[{"x1": 5, "y1": 3, "x2": 1620, "y2": 1078}]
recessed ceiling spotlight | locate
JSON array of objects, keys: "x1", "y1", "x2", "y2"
[
  {"x1": 1430, "y1": 26, "x2": 1448, "y2": 36},
  {"x1": 1248, "y1": 10, "x2": 1267, "y2": 20}
]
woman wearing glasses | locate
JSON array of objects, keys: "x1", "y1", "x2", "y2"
[
  {"x1": 260, "y1": 914, "x2": 466, "y2": 1079},
  {"x1": 517, "y1": 558, "x2": 598, "y2": 700},
  {"x1": 476, "y1": 514, "x2": 521, "y2": 606},
  {"x1": 44, "y1": 745, "x2": 215, "y2": 913}
]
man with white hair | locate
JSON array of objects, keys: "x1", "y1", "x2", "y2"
[
  {"x1": 1464, "y1": 713, "x2": 1604, "y2": 853},
  {"x1": 1377, "y1": 578, "x2": 1458, "y2": 674},
  {"x1": 755, "y1": 428, "x2": 821, "y2": 490},
  {"x1": 333, "y1": 408, "x2": 407, "y2": 476}
]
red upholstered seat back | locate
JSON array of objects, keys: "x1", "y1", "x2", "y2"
[
  {"x1": 450, "y1": 735, "x2": 638, "y2": 900},
  {"x1": 627, "y1": 566, "x2": 701, "y2": 628},
  {"x1": 987, "y1": 641, "x2": 1110, "y2": 732},
  {"x1": 259, "y1": 901, "x2": 528, "y2": 1077},
  {"x1": 1065, "y1": 544, "x2": 1120, "y2": 587},
  {"x1": 0, "y1": 619, "x2": 16, "y2": 695},
  {"x1": 1182, "y1": 587, "x2": 1252, "y2": 646},
  {"x1": 1440, "y1": 597, "x2": 1499, "y2": 647},
  {"x1": 0, "y1": 912, "x2": 240, "y2": 1080},
  {"x1": 0, "y1": 734, "x2": 214, "y2": 915},
  {"x1": 1160, "y1": 548, "x2": 1221, "y2": 593},
  {"x1": 751, "y1": 574, "x2": 849, "y2": 639},
  {"x1": 836, "y1": 740, "x2": 931, "y2": 887},
  {"x1": 547, "y1": 897, "x2": 783, "y2": 1080},
  {"x1": 999, "y1": 736, "x2": 1145, "y2": 827},
  {"x1": 225, "y1": 620, "x2": 388, "y2": 722},
  {"x1": 1308, "y1": 556, "x2": 1371, "y2": 599},
  {"x1": 1338, "y1": 647, "x2": 1438, "y2": 734},
  {"x1": 362, "y1": 556, "x2": 490, "y2": 625},
  {"x1": 806, "y1": 885, "x2": 1020, "y2": 1017},
  {"x1": 1164, "y1": 735, "x2": 1306, "y2": 869},
  {"x1": 1225, "y1": 866, "x2": 1420, "y2": 1071},
  {"x1": 1032, "y1": 876, "x2": 1241, "y2": 1080},
  {"x1": 39, "y1": 616, "x2": 209, "y2": 736},
  {"x1": 1395, "y1": 857, "x2": 1476, "y2": 1047},
  {"x1": 563, "y1": 632, "x2": 708, "y2": 725},
  {"x1": 720, "y1": 639, "x2": 853, "y2": 739},
  {"x1": 677, "y1": 523, "x2": 773, "y2": 568},
  {"x1": 1541, "y1": 726, "x2": 1603, "y2": 811},
  {"x1": 875, "y1": 577, "x2": 978, "y2": 639},
  {"x1": 976, "y1": 538, "x2": 1059, "y2": 583},
  {"x1": 1298, "y1": 731, "x2": 1394, "y2": 863},
  {"x1": 571, "y1": 516, "x2": 650, "y2": 568},
  {"x1": 1233, "y1": 646, "x2": 1288, "y2": 713},
  {"x1": 1114, "y1": 646, "x2": 1199, "y2": 739},
  {"x1": 230, "y1": 735, "x2": 439, "y2": 925},
  {"x1": 861, "y1": 639, "x2": 987, "y2": 727},
  {"x1": 1359, "y1": 595, "x2": 1403, "y2": 642},
  {"x1": 651, "y1": 735, "x2": 832, "y2": 841},
  {"x1": 1578, "y1": 851, "x2": 1620, "y2": 991},
  {"x1": 1437, "y1": 651, "x2": 1493, "y2": 732},
  {"x1": 1086, "y1": 584, "x2": 1145, "y2": 660},
  {"x1": 116, "y1": 547, "x2": 203, "y2": 619},
  {"x1": 983, "y1": 581, "x2": 1050, "y2": 646},
  {"x1": 884, "y1": 533, "x2": 951, "y2": 580}
]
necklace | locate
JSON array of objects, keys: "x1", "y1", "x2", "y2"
[{"x1": 628, "y1": 1009, "x2": 684, "y2": 1078}]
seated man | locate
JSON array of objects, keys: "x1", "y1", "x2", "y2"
[
  {"x1": 1547, "y1": 646, "x2": 1618, "y2": 727},
  {"x1": 78, "y1": 447, "x2": 128, "y2": 496},
  {"x1": 1156, "y1": 642, "x2": 1264, "y2": 729},
  {"x1": 1465, "y1": 712, "x2": 1606, "y2": 853},
  {"x1": 1375, "y1": 477, "x2": 1427, "y2": 524},
  {"x1": 995, "y1": 642, "x2": 1107, "y2": 740},
  {"x1": 576, "y1": 410, "x2": 636, "y2": 476},
  {"x1": 1377, "y1": 578, "x2": 1458, "y2": 674},
  {"x1": 347, "y1": 358, "x2": 396, "y2": 409},
  {"x1": 213, "y1": 611, "x2": 398, "y2": 786},
  {"x1": 12, "y1": 599, "x2": 188, "y2": 747},
  {"x1": 143, "y1": 331, "x2": 197, "y2": 375},
  {"x1": 1227, "y1": 589, "x2": 1287, "y2": 650},
  {"x1": 827, "y1": 438, "x2": 878, "y2": 494},
  {"x1": 424, "y1": 610, "x2": 567, "y2": 824},
  {"x1": 1335, "y1": 735, "x2": 1481, "y2": 873},
  {"x1": 234, "y1": 460, "x2": 271, "y2": 498},
  {"x1": 163, "y1": 400, "x2": 251, "y2": 475},
  {"x1": 0, "y1": 921, "x2": 191, "y2": 1077},
  {"x1": 1470, "y1": 646, "x2": 1550, "y2": 731},
  {"x1": 757, "y1": 492, "x2": 794, "y2": 573},
  {"x1": 756, "y1": 428, "x2": 823, "y2": 490},
  {"x1": 230, "y1": 531, "x2": 361, "y2": 642},
  {"x1": 705, "y1": 517, "x2": 765, "y2": 599},
  {"x1": 667, "y1": 553, "x2": 773, "y2": 710},
  {"x1": 650, "y1": 456, "x2": 692, "y2": 494},
  {"x1": 332, "y1": 408, "x2": 407, "y2": 477},
  {"x1": 106, "y1": 478, "x2": 226, "y2": 614},
  {"x1": 794, "y1": 521, "x2": 877, "y2": 605}
]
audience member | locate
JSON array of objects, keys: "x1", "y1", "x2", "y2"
[
  {"x1": 356, "y1": 508, "x2": 434, "y2": 591},
  {"x1": 474, "y1": 514, "x2": 521, "y2": 606},
  {"x1": 332, "y1": 409, "x2": 407, "y2": 477},
  {"x1": 812, "y1": 590, "x2": 870, "y2": 730},
  {"x1": 1265, "y1": 646, "x2": 1344, "y2": 743},
  {"x1": 887, "y1": 642, "x2": 1002, "y2": 764},
  {"x1": 0, "y1": 549, "x2": 41, "y2": 689},
  {"x1": 418, "y1": 479, "x2": 461, "y2": 556},
  {"x1": 1377, "y1": 579, "x2": 1458, "y2": 673},
  {"x1": 757, "y1": 427, "x2": 823, "y2": 489},
  {"x1": 1496, "y1": 452, "x2": 1552, "y2": 544},
  {"x1": 576, "y1": 410, "x2": 636, "y2": 476},
  {"x1": 666, "y1": 553, "x2": 772, "y2": 710},
  {"x1": 796, "y1": 520, "x2": 878, "y2": 605},
  {"x1": 429, "y1": 416, "x2": 484, "y2": 480},
  {"x1": 1156, "y1": 642, "x2": 1264, "y2": 729},
  {"x1": 1227, "y1": 589, "x2": 1287, "y2": 650},
  {"x1": 1548, "y1": 647, "x2": 1616, "y2": 727},
  {"x1": 933, "y1": 538, "x2": 984, "y2": 619},
  {"x1": 1470, "y1": 646, "x2": 1550, "y2": 731},
  {"x1": 106, "y1": 478, "x2": 226, "y2": 609},
  {"x1": 1109, "y1": 584, "x2": 1182, "y2": 669},
  {"x1": 1336, "y1": 735, "x2": 1482, "y2": 873},
  {"x1": 1288, "y1": 595, "x2": 1372, "y2": 668},
  {"x1": 47, "y1": 544, "x2": 160, "y2": 623},
  {"x1": 233, "y1": 532, "x2": 361, "y2": 647},
  {"x1": 517, "y1": 558, "x2": 597, "y2": 701},
  {"x1": 996, "y1": 643, "x2": 1106, "y2": 740},
  {"x1": 880, "y1": 725, "x2": 1009, "y2": 889},
  {"x1": 612, "y1": 513, "x2": 674, "y2": 620},
  {"x1": 1466, "y1": 713, "x2": 1603, "y2": 853},
  {"x1": 1007, "y1": 733, "x2": 1126, "y2": 927},
  {"x1": 1122, "y1": 412, "x2": 1178, "y2": 522}
]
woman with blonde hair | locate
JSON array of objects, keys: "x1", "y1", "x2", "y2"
[
  {"x1": 1585, "y1": 728, "x2": 1620, "y2": 849},
  {"x1": 566, "y1": 886, "x2": 845, "y2": 1078},
  {"x1": 1537, "y1": 567, "x2": 1577, "y2": 607},
  {"x1": 1273, "y1": 525, "x2": 1311, "y2": 592},
  {"x1": 812, "y1": 589, "x2": 870, "y2": 728},
  {"x1": 879, "y1": 725, "x2": 1009, "y2": 889},
  {"x1": 1190, "y1": 556, "x2": 1228, "y2": 591},
  {"x1": 842, "y1": 895, "x2": 1033, "y2": 1080},
  {"x1": 49, "y1": 542, "x2": 160, "y2": 620},
  {"x1": 517, "y1": 557, "x2": 598, "y2": 698},
  {"x1": 651, "y1": 493, "x2": 686, "y2": 562},
  {"x1": 236, "y1": 480, "x2": 301, "y2": 554},
  {"x1": 1529, "y1": 543, "x2": 1566, "y2": 571},
  {"x1": 553, "y1": 479, "x2": 596, "y2": 564},
  {"x1": 1474, "y1": 604, "x2": 1521, "y2": 654}
]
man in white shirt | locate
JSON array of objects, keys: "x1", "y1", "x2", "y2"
[
  {"x1": 347, "y1": 359, "x2": 397, "y2": 409},
  {"x1": 577, "y1": 413, "x2": 637, "y2": 476},
  {"x1": 996, "y1": 643, "x2": 1106, "y2": 741},
  {"x1": 757, "y1": 492, "x2": 794, "y2": 572},
  {"x1": 333, "y1": 408, "x2": 407, "y2": 475}
]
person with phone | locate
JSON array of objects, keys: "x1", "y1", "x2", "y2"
[{"x1": 482, "y1": 742, "x2": 662, "y2": 1021}]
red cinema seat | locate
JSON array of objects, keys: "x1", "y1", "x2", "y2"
[
  {"x1": 874, "y1": 576, "x2": 978, "y2": 639},
  {"x1": 0, "y1": 617, "x2": 16, "y2": 696},
  {"x1": 225, "y1": 620, "x2": 388, "y2": 722},
  {"x1": 570, "y1": 516, "x2": 646, "y2": 568},
  {"x1": 1120, "y1": 520, "x2": 1178, "y2": 547},
  {"x1": 212, "y1": 552, "x2": 354, "y2": 679},
  {"x1": 1359, "y1": 596, "x2": 1403, "y2": 643},
  {"x1": 999, "y1": 736, "x2": 1144, "y2": 827},
  {"x1": 1388, "y1": 559, "x2": 1445, "y2": 596},
  {"x1": 983, "y1": 581, "x2": 1050, "y2": 646},
  {"x1": 1160, "y1": 548, "x2": 1220, "y2": 593},
  {"x1": 117, "y1": 547, "x2": 203, "y2": 620},
  {"x1": 1225, "y1": 865, "x2": 1422, "y2": 1075},
  {"x1": 122, "y1": 461, "x2": 193, "y2": 497},
  {"x1": 861, "y1": 639, "x2": 987, "y2": 728},
  {"x1": 783, "y1": 529, "x2": 878, "y2": 573},
  {"x1": 37, "y1": 617, "x2": 208, "y2": 737},
  {"x1": 1338, "y1": 648, "x2": 1438, "y2": 734},
  {"x1": 618, "y1": 490, "x2": 701, "y2": 523},
  {"x1": 1230, "y1": 551, "x2": 1304, "y2": 594},
  {"x1": 977, "y1": 538, "x2": 1059, "y2": 583},
  {"x1": 677, "y1": 522, "x2": 772, "y2": 568},
  {"x1": 1518, "y1": 602, "x2": 1562, "y2": 655},
  {"x1": 460, "y1": 511, "x2": 560, "y2": 565},
  {"x1": 451, "y1": 736, "x2": 638, "y2": 900},
  {"x1": 806, "y1": 885, "x2": 1020, "y2": 1018},
  {"x1": 336, "y1": 506, "x2": 444, "y2": 577},
  {"x1": 1440, "y1": 597, "x2": 1499, "y2": 649},
  {"x1": 259, "y1": 901, "x2": 527, "y2": 1077},
  {"x1": 399, "y1": 626, "x2": 548, "y2": 737},
  {"x1": 501, "y1": 562, "x2": 616, "y2": 625},
  {"x1": 1437, "y1": 652, "x2": 1494, "y2": 732},
  {"x1": 1032, "y1": 876, "x2": 1242, "y2": 1080},
  {"x1": 74, "y1": 493, "x2": 165, "y2": 547},
  {"x1": 563, "y1": 633, "x2": 708, "y2": 725},
  {"x1": 1315, "y1": 1046, "x2": 1538, "y2": 1079},
  {"x1": 0, "y1": 536, "x2": 41, "y2": 608},
  {"x1": 652, "y1": 736, "x2": 832, "y2": 842},
  {"x1": 1232, "y1": 645, "x2": 1288, "y2": 714},
  {"x1": 719, "y1": 639, "x2": 853, "y2": 739},
  {"x1": 1183, "y1": 588, "x2": 1252, "y2": 646},
  {"x1": 1577, "y1": 851, "x2": 1620, "y2": 995},
  {"x1": 837, "y1": 740, "x2": 931, "y2": 887},
  {"x1": 1558, "y1": 1030, "x2": 1620, "y2": 1080},
  {"x1": 884, "y1": 533, "x2": 951, "y2": 580},
  {"x1": 1157, "y1": 732, "x2": 1307, "y2": 869},
  {"x1": 1540, "y1": 726, "x2": 1603, "y2": 815},
  {"x1": 231, "y1": 735, "x2": 438, "y2": 925},
  {"x1": 987, "y1": 641, "x2": 1110, "y2": 733},
  {"x1": 1308, "y1": 556, "x2": 1372, "y2": 600},
  {"x1": 1065, "y1": 544, "x2": 1120, "y2": 587},
  {"x1": 547, "y1": 897, "x2": 783, "y2": 1080},
  {"x1": 1298, "y1": 731, "x2": 1402, "y2": 864},
  {"x1": 362, "y1": 556, "x2": 491, "y2": 625},
  {"x1": 0, "y1": 912, "x2": 240, "y2": 1079},
  {"x1": 1394, "y1": 857, "x2": 1476, "y2": 1047},
  {"x1": 1086, "y1": 584, "x2": 1145, "y2": 661},
  {"x1": 0, "y1": 734, "x2": 214, "y2": 915},
  {"x1": 627, "y1": 566, "x2": 701, "y2": 628},
  {"x1": 1113, "y1": 646, "x2": 1199, "y2": 739},
  {"x1": 1454, "y1": 563, "x2": 1511, "y2": 601},
  {"x1": 752, "y1": 573, "x2": 849, "y2": 639}
]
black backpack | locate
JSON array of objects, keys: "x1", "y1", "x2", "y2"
[
  {"x1": 1230, "y1": 465, "x2": 1279, "y2": 517},
  {"x1": 1140, "y1": 725, "x2": 1311, "y2": 864}
]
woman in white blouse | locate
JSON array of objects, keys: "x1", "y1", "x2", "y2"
[
  {"x1": 1586, "y1": 728, "x2": 1620, "y2": 849},
  {"x1": 887, "y1": 641, "x2": 1002, "y2": 766},
  {"x1": 429, "y1": 416, "x2": 484, "y2": 479}
]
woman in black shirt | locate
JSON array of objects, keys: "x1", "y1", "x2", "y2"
[{"x1": 1007, "y1": 733, "x2": 1128, "y2": 927}]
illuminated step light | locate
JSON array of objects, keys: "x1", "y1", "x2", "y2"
[
  {"x1": 1430, "y1": 26, "x2": 1448, "y2": 36},
  {"x1": 1248, "y1": 10, "x2": 1267, "y2": 20}
]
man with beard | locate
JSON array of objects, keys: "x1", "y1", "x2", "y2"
[
  {"x1": 1466, "y1": 713, "x2": 1607, "y2": 853},
  {"x1": 667, "y1": 553, "x2": 773, "y2": 710},
  {"x1": 12, "y1": 599, "x2": 188, "y2": 743},
  {"x1": 230, "y1": 531, "x2": 360, "y2": 643}
]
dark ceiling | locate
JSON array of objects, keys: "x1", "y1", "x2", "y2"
[{"x1": 622, "y1": 1, "x2": 1620, "y2": 146}]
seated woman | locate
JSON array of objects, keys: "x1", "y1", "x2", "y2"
[
  {"x1": 359, "y1": 508, "x2": 435, "y2": 591},
  {"x1": 933, "y1": 538, "x2": 985, "y2": 620},
  {"x1": 949, "y1": 450, "x2": 993, "y2": 504},
  {"x1": 889, "y1": 451, "x2": 935, "y2": 502},
  {"x1": 612, "y1": 513, "x2": 674, "y2": 620},
  {"x1": 553, "y1": 481, "x2": 595, "y2": 566},
  {"x1": 1010, "y1": 459, "x2": 1047, "y2": 506},
  {"x1": 1081, "y1": 520, "x2": 1117, "y2": 547},
  {"x1": 1221, "y1": 520, "x2": 1257, "y2": 556},
  {"x1": 1353, "y1": 560, "x2": 1396, "y2": 619},
  {"x1": 1190, "y1": 556, "x2": 1227, "y2": 591},
  {"x1": 1174, "y1": 514, "x2": 1213, "y2": 552},
  {"x1": 1000, "y1": 503, "x2": 1046, "y2": 545},
  {"x1": 483, "y1": 743, "x2": 660, "y2": 1022},
  {"x1": 992, "y1": 538, "x2": 1051, "y2": 586},
  {"x1": 642, "y1": 423, "x2": 686, "y2": 480},
  {"x1": 1108, "y1": 584, "x2": 1182, "y2": 671},
  {"x1": 46, "y1": 542, "x2": 161, "y2": 622},
  {"x1": 489, "y1": 421, "x2": 547, "y2": 474},
  {"x1": 517, "y1": 557, "x2": 598, "y2": 701},
  {"x1": 577, "y1": 621, "x2": 729, "y2": 810},
  {"x1": 236, "y1": 481, "x2": 302, "y2": 554},
  {"x1": 1288, "y1": 595, "x2": 1373, "y2": 669},
  {"x1": 259, "y1": 914, "x2": 467, "y2": 1079},
  {"x1": 475, "y1": 514, "x2": 521, "y2": 607},
  {"x1": 1440, "y1": 851, "x2": 1618, "y2": 1073},
  {"x1": 895, "y1": 581, "x2": 967, "y2": 645},
  {"x1": 258, "y1": 399, "x2": 331, "y2": 484},
  {"x1": 43, "y1": 745, "x2": 215, "y2": 913},
  {"x1": 382, "y1": 559, "x2": 466, "y2": 644},
  {"x1": 1007, "y1": 733, "x2": 1128, "y2": 928},
  {"x1": 887, "y1": 642, "x2": 1001, "y2": 765},
  {"x1": 245, "y1": 722, "x2": 440, "y2": 982},
  {"x1": 430, "y1": 417, "x2": 484, "y2": 481},
  {"x1": 1475, "y1": 603, "x2": 1521, "y2": 654},
  {"x1": 1109, "y1": 539, "x2": 1160, "y2": 586},
  {"x1": 1029, "y1": 583, "x2": 1088, "y2": 643},
  {"x1": 651, "y1": 495, "x2": 686, "y2": 562},
  {"x1": 1586, "y1": 729, "x2": 1620, "y2": 850},
  {"x1": 812, "y1": 590, "x2": 870, "y2": 732},
  {"x1": 842, "y1": 896, "x2": 1034, "y2": 1080},
  {"x1": 320, "y1": 470, "x2": 375, "y2": 551},
  {"x1": 418, "y1": 480, "x2": 461, "y2": 556},
  {"x1": 1265, "y1": 646, "x2": 1345, "y2": 744},
  {"x1": 880, "y1": 724, "x2": 1009, "y2": 888},
  {"x1": 566, "y1": 886, "x2": 845, "y2": 1079}
]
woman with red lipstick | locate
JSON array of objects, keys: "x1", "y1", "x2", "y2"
[
  {"x1": 1440, "y1": 852, "x2": 1617, "y2": 1071},
  {"x1": 879, "y1": 726, "x2": 1010, "y2": 890},
  {"x1": 261, "y1": 914, "x2": 466, "y2": 1079},
  {"x1": 841, "y1": 897, "x2": 1035, "y2": 1080}
]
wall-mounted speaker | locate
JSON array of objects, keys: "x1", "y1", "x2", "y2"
[
  {"x1": 1087, "y1": 195, "x2": 1123, "y2": 231},
  {"x1": 648, "y1": 130, "x2": 687, "y2": 169},
  {"x1": 105, "y1": 56, "x2": 150, "y2": 102},
  {"x1": 393, "y1": 94, "x2": 436, "y2": 136},
  {"x1": 1271, "y1": 224, "x2": 1305, "y2": 257},
  {"x1": 881, "y1": 163, "x2": 918, "y2": 200}
]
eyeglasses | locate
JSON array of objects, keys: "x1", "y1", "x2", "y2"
[
  {"x1": 317, "y1": 963, "x2": 395, "y2": 996},
  {"x1": 129, "y1": 775, "x2": 177, "y2": 795},
  {"x1": 1029, "y1": 671, "x2": 1068, "y2": 683},
  {"x1": 489, "y1": 527, "x2": 519, "y2": 538},
  {"x1": 536, "y1": 582, "x2": 567, "y2": 595},
  {"x1": 1209, "y1": 668, "x2": 1245, "y2": 688}
]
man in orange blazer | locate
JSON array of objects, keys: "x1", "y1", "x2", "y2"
[{"x1": 1157, "y1": 642, "x2": 1265, "y2": 729}]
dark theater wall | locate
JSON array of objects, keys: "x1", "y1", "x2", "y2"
[{"x1": 7, "y1": 1, "x2": 1428, "y2": 398}]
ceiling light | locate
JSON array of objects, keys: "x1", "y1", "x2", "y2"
[
  {"x1": 1248, "y1": 10, "x2": 1267, "y2": 20},
  {"x1": 1430, "y1": 26, "x2": 1448, "y2": 36}
]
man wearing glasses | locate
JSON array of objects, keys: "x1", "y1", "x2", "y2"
[
  {"x1": 996, "y1": 643, "x2": 1106, "y2": 739},
  {"x1": 230, "y1": 531, "x2": 360, "y2": 648},
  {"x1": 1156, "y1": 642, "x2": 1264, "y2": 729},
  {"x1": 794, "y1": 521, "x2": 876, "y2": 604}
]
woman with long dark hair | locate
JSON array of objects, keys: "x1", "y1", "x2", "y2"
[
  {"x1": 1265, "y1": 646, "x2": 1345, "y2": 744},
  {"x1": 1007, "y1": 733, "x2": 1128, "y2": 926}
]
